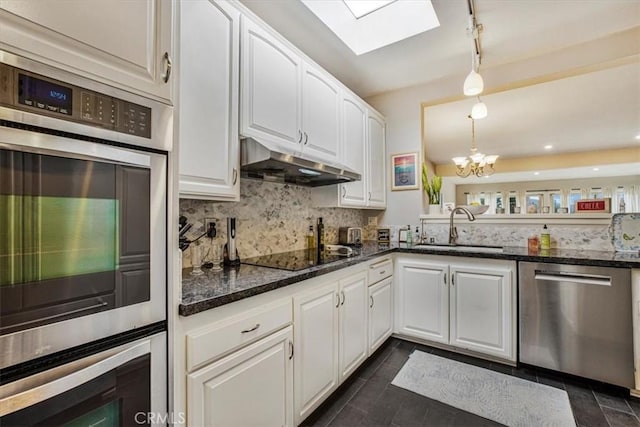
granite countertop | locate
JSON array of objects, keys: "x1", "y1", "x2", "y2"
[
  {"x1": 179, "y1": 242, "x2": 395, "y2": 316},
  {"x1": 179, "y1": 241, "x2": 640, "y2": 316}
]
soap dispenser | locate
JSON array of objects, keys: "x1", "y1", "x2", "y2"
[{"x1": 540, "y1": 224, "x2": 551, "y2": 250}]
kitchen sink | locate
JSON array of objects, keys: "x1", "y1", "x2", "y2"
[{"x1": 413, "y1": 244, "x2": 504, "y2": 253}]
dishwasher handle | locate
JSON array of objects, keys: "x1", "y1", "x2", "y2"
[{"x1": 534, "y1": 272, "x2": 611, "y2": 286}]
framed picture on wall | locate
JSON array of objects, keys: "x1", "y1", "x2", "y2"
[{"x1": 391, "y1": 152, "x2": 419, "y2": 191}]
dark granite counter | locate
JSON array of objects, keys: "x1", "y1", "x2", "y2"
[
  {"x1": 180, "y1": 242, "x2": 640, "y2": 316},
  {"x1": 179, "y1": 242, "x2": 394, "y2": 316}
]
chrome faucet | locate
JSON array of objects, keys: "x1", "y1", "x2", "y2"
[{"x1": 449, "y1": 207, "x2": 476, "y2": 245}]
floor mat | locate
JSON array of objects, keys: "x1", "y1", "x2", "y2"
[{"x1": 391, "y1": 350, "x2": 576, "y2": 427}]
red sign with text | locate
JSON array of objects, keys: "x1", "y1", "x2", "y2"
[{"x1": 575, "y1": 198, "x2": 611, "y2": 213}]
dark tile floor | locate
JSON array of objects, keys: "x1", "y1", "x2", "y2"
[{"x1": 301, "y1": 338, "x2": 640, "y2": 427}]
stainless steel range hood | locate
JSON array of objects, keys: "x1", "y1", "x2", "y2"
[{"x1": 240, "y1": 138, "x2": 361, "y2": 187}]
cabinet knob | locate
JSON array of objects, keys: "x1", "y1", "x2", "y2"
[
  {"x1": 162, "y1": 52, "x2": 172, "y2": 83},
  {"x1": 232, "y1": 168, "x2": 238, "y2": 185},
  {"x1": 297, "y1": 130, "x2": 303, "y2": 143},
  {"x1": 369, "y1": 295, "x2": 374, "y2": 308},
  {"x1": 340, "y1": 290, "x2": 345, "y2": 306},
  {"x1": 303, "y1": 132, "x2": 308, "y2": 145},
  {"x1": 342, "y1": 187, "x2": 346, "y2": 198},
  {"x1": 335, "y1": 292, "x2": 340, "y2": 308},
  {"x1": 289, "y1": 341, "x2": 294, "y2": 360}
]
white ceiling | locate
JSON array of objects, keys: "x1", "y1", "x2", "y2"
[
  {"x1": 238, "y1": 0, "x2": 640, "y2": 98},
  {"x1": 425, "y1": 62, "x2": 640, "y2": 163}
]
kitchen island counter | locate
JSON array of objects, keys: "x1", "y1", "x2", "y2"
[{"x1": 180, "y1": 242, "x2": 640, "y2": 316}]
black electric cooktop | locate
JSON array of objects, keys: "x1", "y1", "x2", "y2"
[{"x1": 242, "y1": 248, "x2": 359, "y2": 271}]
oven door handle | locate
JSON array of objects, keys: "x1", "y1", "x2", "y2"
[{"x1": 0, "y1": 340, "x2": 150, "y2": 417}]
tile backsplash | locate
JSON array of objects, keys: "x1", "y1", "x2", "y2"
[
  {"x1": 414, "y1": 222, "x2": 613, "y2": 251},
  {"x1": 180, "y1": 180, "x2": 368, "y2": 267}
]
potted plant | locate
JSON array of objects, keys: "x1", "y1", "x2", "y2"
[{"x1": 422, "y1": 163, "x2": 442, "y2": 214}]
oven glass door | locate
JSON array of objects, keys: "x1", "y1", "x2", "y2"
[
  {"x1": 0, "y1": 147, "x2": 151, "y2": 335},
  {"x1": 0, "y1": 333, "x2": 166, "y2": 426}
]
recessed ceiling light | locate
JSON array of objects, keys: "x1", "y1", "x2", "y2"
[
  {"x1": 593, "y1": 167, "x2": 599, "y2": 171},
  {"x1": 544, "y1": 145, "x2": 553, "y2": 150},
  {"x1": 635, "y1": 134, "x2": 640, "y2": 140},
  {"x1": 533, "y1": 172, "x2": 540, "y2": 176}
]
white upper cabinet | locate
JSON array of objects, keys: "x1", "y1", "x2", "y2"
[
  {"x1": 339, "y1": 94, "x2": 367, "y2": 206},
  {"x1": 311, "y1": 100, "x2": 387, "y2": 210},
  {"x1": 367, "y1": 110, "x2": 387, "y2": 208},
  {"x1": 178, "y1": 0, "x2": 240, "y2": 201},
  {"x1": 0, "y1": 0, "x2": 173, "y2": 103},
  {"x1": 240, "y1": 16, "x2": 302, "y2": 152},
  {"x1": 301, "y1": 63, "x2": 340, "y2": 163}
]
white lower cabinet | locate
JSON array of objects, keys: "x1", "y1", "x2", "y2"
[
  {"x1": 293, "y1": 271, "x2": 368, "y2": 424},
  {"x1": 187, "y1": 326, "x2": 294, "y2": 427},
  {"x1": 368, "y1": 276, "x2": 393, "y2": 354},
  {"x1": 396, "y1": 255, "x2": 516, "y2": 362}
]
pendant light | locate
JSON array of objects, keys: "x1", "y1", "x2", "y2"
[
  {"x1": 463, "y1": 51, "x2": 484, "y2": 96},
  {"x1": 471, "y1": 97, "x2": 487, "y2": 119},
  {"x1": 463, "y1": 0, "x2": 484, "y2": 97}
]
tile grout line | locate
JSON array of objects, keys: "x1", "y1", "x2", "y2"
[{"x1": 591, "y1": 388, "x2": 613, "y2": 427}]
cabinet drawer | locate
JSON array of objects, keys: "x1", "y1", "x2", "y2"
[
  {"x1": 369, "y1": 257, "x2": 392, "y2": 284},
  {"x1": 186, "y1": 299, "x2": 292, "y2": 372}
]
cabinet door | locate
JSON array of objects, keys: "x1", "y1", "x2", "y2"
[
  {"x1": 368, "y1": 277, "x2": 393, "y2": 354},
  {"x1": 187, "y1": 326, "x2": 294, "y2": 427},
  {"x1": 450, "y1": 265, "x2": 514, "y2": 361},
  {"x1": 178, "y1": 0, "x2": 239, "y2": 201},
  {"x1": 240, "y1": 17, "x2": 301, "y2": 151},
  {"x1": 396, "y1": 259, "x2": 449, "y2": 344},
  {"x1": 339, "y1": 271, "x2": 368, "y2": 382},
  {"x1": 293, "y1": 283, "x2": 339, "y2": 424},
  {"x1": 367, "y1": 111, "x2": 386, "y2": 208},
  {"x1": 340, "y1": 95, "x2": 367, "y2": 207},
  {"x1": 0, "y1": 0, "x2": 173, "y2": 102},
  {"x1": 301, "y1": 62, "x2": 340, "y2": 163}
]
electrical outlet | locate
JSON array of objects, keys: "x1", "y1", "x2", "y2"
[
  {"x1": 368, "y1": 216, "x2": 378, "y2": 226},
  {"x1": 204, "y1": 217, "x2": 218, "y2": 238}
]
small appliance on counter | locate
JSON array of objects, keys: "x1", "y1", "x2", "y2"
[
  {"x1": 338, "y1": 227, "x2": 362, "y2": 246},
  {"x1": 224, "y1": 217, "x2": 241, "y2": 266},
  {"x1": 325, "y1": 244, "x2": 356, "y2": 257}
]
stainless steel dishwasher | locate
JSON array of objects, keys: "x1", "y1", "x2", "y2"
[{"x1": 519, "y1": 262, "x2": 634, "y2": 388}]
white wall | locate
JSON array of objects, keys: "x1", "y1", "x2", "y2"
[{"x1": 366, "y1": 77, "x2": 459, "y2": 227}]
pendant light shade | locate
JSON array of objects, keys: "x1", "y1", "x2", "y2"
[
  {"x1": 464, "y1": 69, "x2": 484, "y2": 96},
  {"x1": 471, "y1": 99, "x2": 487, "y2": 119}
]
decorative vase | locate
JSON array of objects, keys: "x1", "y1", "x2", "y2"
[{"x1": 429, "y1": 204, "x2": 441, "y2": 215}]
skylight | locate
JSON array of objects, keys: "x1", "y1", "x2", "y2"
[
  {"x1": 301, "y1": 0, "x2": 439, "y2": 56},
  {"x1": 343, "y1": 0, "x2": 395, "y2": 19}
]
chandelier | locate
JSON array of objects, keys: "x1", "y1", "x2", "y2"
[{"x1": 452, "y1": 116, "x2": 498, "y2": 177}]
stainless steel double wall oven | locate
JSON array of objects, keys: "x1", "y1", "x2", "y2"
[{"x1": 0, "y1": 53, "x2": 171, "y2": 425}]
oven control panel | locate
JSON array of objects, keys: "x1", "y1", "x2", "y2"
[{"x1": 0, "y1": 63, "x2": 151, "y2": 138}]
